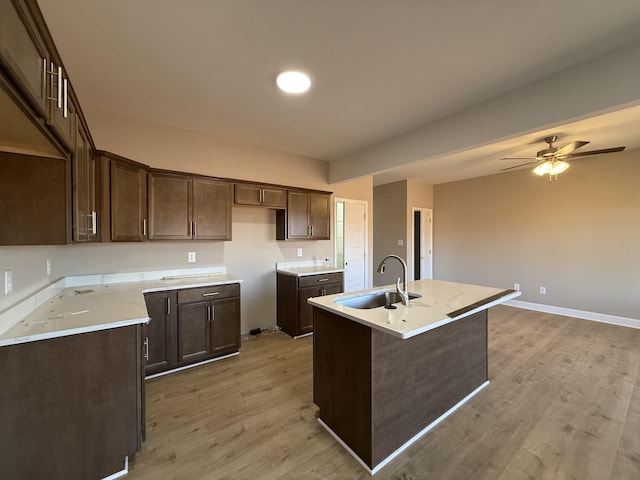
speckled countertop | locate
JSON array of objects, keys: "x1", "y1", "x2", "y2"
[
  {"x1": 275, "y1": 260, "x2": 344, "y2": 276},
  {"x1": 0, "y1": 267, "x2": 242, "y2": 347},
  {"x1": 308, "y1": 279, "x2": 520, "y2": 339}
]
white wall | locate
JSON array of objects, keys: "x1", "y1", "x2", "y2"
[{"x1": 0, "y1": 110, "x2": 373, "y2": 334}]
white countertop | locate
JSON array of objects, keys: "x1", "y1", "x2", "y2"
[
  {"x1": 308, "y1": 279, "x2": 521, "y2": 339},
  {"x1": 0, "y1": 267, "x2": 242, "y2": 347},
  {"x1": 276, "y1": 259, "x2": 343, "y2": 277}
]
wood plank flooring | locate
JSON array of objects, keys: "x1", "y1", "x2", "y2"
[{"x1": 127, "y1": 306, "x2": 640, "y2": 479}]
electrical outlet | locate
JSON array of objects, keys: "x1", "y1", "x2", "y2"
[
  {"x1": 397, "y1": 239, "x2": 404, "y2": 246},
  {"x1": 188, "y1": 252, "x2": 196, "y2": 263},
  {"x1": 513, "y1": 283, "x2": 520, "y2": 291},
  {"x1": 46, "y1": 259, "x2": 52, "y2": 276},
  {"x1": 539, "y1": 286, "x2": 546, "y2": 295},
  {"x1": 297, "y1": 248, "x2": 302, "y2": 257},
  {"x1": 4, "y1": 270, "x2": 13, "y2": 294}
]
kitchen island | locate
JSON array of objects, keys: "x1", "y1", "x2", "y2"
[{"x1": 308, "y1": 279, "x2": 520, "y2": 474}]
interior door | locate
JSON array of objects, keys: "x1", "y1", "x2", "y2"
[
  {"x1": 341, "y1": 200, "x2": 367, "y2": 292},
  {"x1": 413, "y1": 208, "x2": 433, "y2": 280}
]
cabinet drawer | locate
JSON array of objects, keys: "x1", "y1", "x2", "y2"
[
  {"x1": 177, "y1": 283, "x2": 240, "y2": 304},
  {"x1": 298, "y1": 273, "x2": 343, "y2": 288}
]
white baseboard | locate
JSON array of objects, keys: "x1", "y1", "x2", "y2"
[{"x1": 505, "y1": 299, "x2": 640, "y2": 330}]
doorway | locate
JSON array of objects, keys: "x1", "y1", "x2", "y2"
[
  {"x1": 335, "y1": 199, "x2": 368, "y2": 292},
  {"x1": 412, "y1": 208, "x2": 433, "y2": 280}
]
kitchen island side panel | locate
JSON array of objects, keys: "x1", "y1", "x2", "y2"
[
  {"x1": 313, "y1": 307, "x2": 373, "y2": 466},
  {"x1": 371, "y1": 310, "x2": 488, "y2": 465}
]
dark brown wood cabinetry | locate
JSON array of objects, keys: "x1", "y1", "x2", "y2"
[
  {"x1": 277, "y1": 271, "x2": 343, "y2": 337},
  {"x1": 0, "y1": 325, "x2": 144, "y2": 480},
  {"x1": 101, "y1": 152, "x2": 148, "y2": 242},
  {"x1": 0, "y1": 151, "x2": 71, "y2": 245},
  {"x1": 276, "y1": 190, "x2": 331, "y2": 240},
  {"x1": 72, "y1": 122, "x2": 99, "y2": 242},
  {"x1": 234, "y1": 182, "x2": 286, "y2": 208},
  {"x1": 143, "y1": 290, "x2": 176, "y2": 375},
  {"x1": 148, "y1": 171, "x2": 232, "y2": 240},
  {"x1": 143, "y1": 283, "x2": 240, "y2": 376}
]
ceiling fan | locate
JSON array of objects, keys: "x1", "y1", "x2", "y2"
[{"x1": 500, "y1": 135, "x2": 626, "y2": 180}]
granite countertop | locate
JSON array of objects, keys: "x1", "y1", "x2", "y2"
[
  {"x1": 275, "y1": 259, "x2": 344, "y2": 277},
  {"x1": 308, "y1": 279, "x2": 520, "y2": 339},
  {"x1": 0, "y1": 268, "x2": 242, "y2": 347}
]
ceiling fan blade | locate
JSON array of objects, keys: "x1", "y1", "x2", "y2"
[
  {"x1": 558, "y1": 146, "x2": 626, "y2": 159},
  {"x1": 499, "y1": 157, "x2": 536, "y2": 160},
  {"x1": 500, "y1": 161, "x2": 537, "y2": 171},
  {"x1": 554, "y1": 140, "x2": 589, "y2": 156}
]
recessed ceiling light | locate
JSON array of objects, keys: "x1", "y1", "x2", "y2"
[{"x1": 276, "y1": 70, "x2": 311, "y2": 94}]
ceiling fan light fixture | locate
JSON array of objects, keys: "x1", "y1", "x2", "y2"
[{"x1": 533, "y1": 159, "x2": 569, "y2": 176}]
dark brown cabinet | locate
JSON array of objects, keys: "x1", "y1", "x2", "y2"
[
  {"x1": 0, "y1": 0, "x2": 49, "y2": 119},
  {"x1": 143, "y1": 290, "x2": 176, "y2": 375},
  {"x1": 234, "y1": 183, "x2": 286, "y2": 208},
  {"x1": 144, "y1": 283, "x2": 240, "y2": 376},
  {"x1": 0, "y1": 325, "x2": 144, "y2": 480},
  {"x1": 148, "y1": 171, "x2": 232, "y2": 240},
  {"x1": 277, "y1": 271, "x2": 343, "y2": 337},
  {"x1": 0, "y1": 151, "x2": 71, "y2": 245},
  {"x1": 277, "y1": 190, "x2": 331, "y2": 240},
  {"x1": 102, "y1": 153, "x2": 148, "y2": 242},
  {"x1": 72, "y1": 123, "x2": 99, "y2": 242}
]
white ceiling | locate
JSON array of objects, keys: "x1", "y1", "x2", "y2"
[{"x1": 36, "y1": 0, "x2": 640, "y2": 185}]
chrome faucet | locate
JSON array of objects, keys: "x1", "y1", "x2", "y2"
[{"x1": 376, "y1": 254, "x2": 409, "y2": 306}]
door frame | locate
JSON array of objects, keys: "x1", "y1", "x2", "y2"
[
  {"x1": 334, "y1": 198, "x2": 369, "y2": 290},
  {"x1": 411, "y1": 207, "x2": 433, "y2": 280}
]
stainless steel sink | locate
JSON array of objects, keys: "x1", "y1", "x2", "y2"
[{"x1": 334, "y1": 290, "x2": 421, "y2": 309}]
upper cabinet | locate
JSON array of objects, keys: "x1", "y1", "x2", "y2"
[
  {"x1": 148, "y1": 171, "x2": 232, "y2": 241},
  {"x1": 0, "y1": 0, "x2": 74, "y2": 156},
  {"x1": 234, "y1": 182, "x2": 285, "y2": 209},
  {"x1": 276, "y1": 190, "x2": 331, "y2": 240},
  {"x1": 100, "y1": 152, "x2": 148, "y2": 242},
  {"x1": 72, "y1": 122, "x2": 99, "y2": 242}
]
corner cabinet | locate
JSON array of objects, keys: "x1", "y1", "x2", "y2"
[
  {"x1": 276, "y1": 190, "x2": 331, "y2": 240},
  {"x1": 148, "y1": 171, "x2": 232, "y2": 241},
  {"x1": 72, "y1": 122, "x2": 99, "y2": 242},
  {"x1": 277, "y1": 271, "x2": 343, "y2": 337},
  {"x1": 143, "y1": 283, "x2": 241, "y2": 376}
]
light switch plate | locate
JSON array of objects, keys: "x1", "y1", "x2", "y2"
[{"x1": 4, "y1": 270, "x2": 13, "y2": 294}]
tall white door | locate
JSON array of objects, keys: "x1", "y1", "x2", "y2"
[{"x1": 342, "y1": 201, "x2": 367, "y2": 292}]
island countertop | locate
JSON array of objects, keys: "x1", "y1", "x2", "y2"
[
  {"x1": 0, "y1": 268, "x2": 242, "y2": 347},
  {"x1": 308, "y1": 279, "x2": 520, "y2": 339}
]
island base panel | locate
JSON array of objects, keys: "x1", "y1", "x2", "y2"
[{"x1": 313, "y1": 308, "x2": 488, "y2": 470}]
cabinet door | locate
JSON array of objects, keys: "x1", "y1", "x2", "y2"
[
  {"x1": 210, "y1": 297, "x2": 240, "y2": 356},
  {"x1": 111, "y1": 160, "x2": 147, "y2": 241},
  {"x1": 148, "y1": 172, "x2": 192, "y2": 240},
  {"x1": 261, "y1": 187, "x2": 285, "y2": 208},
  {"x1": 234, "y1": 183, "x2": 262, "y2": 206},
  {"x1": 298, "y1": 286, "x2": 322, "y2": 335},
  {"x1": 177, "y1": 301, "x2": 211, "y2": 364},
  {"x1": 287, "y1": 191, "x2": 310, "y2": 239},
  {"x1": 0, "y1": 0, "x2": 49, "y2": 118},
  {"x1": 73, "y1": 125, "x2": 98, "y2": 242},
  {"x1": 192, "y1": 178, "x2": 231, "y2": 240},
  {"x1": 0, "y1": 151, "x2": 69, "y2": 245},
  {"x1": 309, "y1": 193, "x2": 330, "y2": 239},
  {"x1": 47, "y1": 80, "x2": 75, "y2": 151},
  {"x1": 144, "y1": 291, "x2": 176, "y2": 375}
]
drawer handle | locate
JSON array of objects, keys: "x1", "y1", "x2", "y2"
[
  {"x1": 202, "y1": 292, "x2": 220, "y2": 297},
  {"x1": 144, "y1": 337, "x2": 149, "y2": 361},
  {"x1": 317, "y1": 278, "x2": 329, "y2": 282}
]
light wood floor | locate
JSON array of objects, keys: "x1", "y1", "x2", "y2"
[{"x1": 127, "y1": 306, "x2": 640, "y2": 479}]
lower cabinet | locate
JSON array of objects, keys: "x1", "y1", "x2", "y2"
[
  {"x1": 0, "y1": 325, "x2": 144, "y2": 480},
  {"x1": 277, "y1": 272, "x2": 343, "y2": 337},
  {"x1": 144, "y1": 283, "x2": 241, "y2": 376}
]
